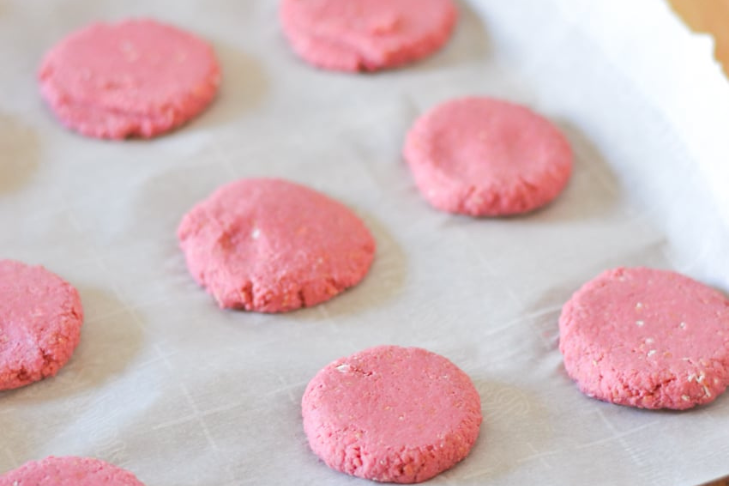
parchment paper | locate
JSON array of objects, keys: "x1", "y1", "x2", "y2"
[{"x1": 1, "y1": 1, "x2": 729, "y2": 485}]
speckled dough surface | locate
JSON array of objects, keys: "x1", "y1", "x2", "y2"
[
  {"x1": 0, "y1": 260, "x2": 83, "y2": 391},
  {"x1": 404, "y1": 96, "x2": 573, "y2": 216},
  {"x1": 280, "y1": 0, "x2": 457, "y2": 72},
  {"x1": 559, "y1": 267, "x2": 729, "y2": 410},
  {"x1": 302, "y1": 345, "x2": 482, "y2": 483},
  {"x1": 39, "y1": 19, "x2": 220, "y2": 139},
  {"x1": 0, "y1": 456, "x2": 146, "y2": 486},
  {"x1": 178, "y1": 178, "x2": 376, "y2": 313}
]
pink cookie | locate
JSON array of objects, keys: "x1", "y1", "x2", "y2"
[
  {"x1": 280, "y1": 0, "x2": 457, "y2": 72},
  {"x1": 302, "y1": 345, "x2": 482, "y2": 483},
  {"x1": 178, "y1": 178, "x2": 376, "y2": 313},
  {"x1": 559, "y1": 267, "x2": 729, "y2": 410},
  {"x1": 0, "y1": 456, "x2": 146, "y2": 486},
  {"x1": 404, "y1": 97, "x2": 573, "y2": 216},
  {"x1": 39, "y1": 19, "x2": 220, "y2": 139},
  {"x1": 0, "y1": 260, "x2": 83, "y2": 391}
]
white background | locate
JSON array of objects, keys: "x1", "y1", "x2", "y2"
[{"x1": 1, "y1": 1, "x2": 728, "y2": 485}]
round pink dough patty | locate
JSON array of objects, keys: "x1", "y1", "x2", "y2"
[
  {"x1": 178, "y1": 178, "x2": 376, "y2": 313},
  {"x1": 302, "y1": 345, "x2": 482, "y2": 483},
  {"x1": 0, "y1": 260, "x2": 83, "y2": 391},
  {"x1": 280, "y1": 0, "x2": 457, "y2": 72},
  {"x1": 404, "y1": 97, "x2": 573, "y2": 216},
  {"x1": 559, "y1": 267, "x2": 729, "y2": 410},
  {"x1": 38, "y1": 19, "x2": 220, "y2": 139},
  {"x1": 0, "y1": 456, "x2": 146, "y2": 486}
]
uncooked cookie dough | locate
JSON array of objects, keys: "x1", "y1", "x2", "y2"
[
  {"x1": 302, "y1": 345, "x2": 482, "y2": 483},
  {"x1": 0, "y1": 456, "x2": 146, "y2": 486},
  {"x1": 404, "y1": 96, "x2": 573, "y2": 216},
  {"x1": 178, "y1": 178, "x2": 376, "y2": 313},
  {"x1": 0, "y1": 260, "x2": 83, "y2": 391},
  {"x1": 280, "y1": 0, "x2": 457, "y2": 72},
  {"x1": 559, "y1": 267, "x2": 729, "y2": 410},
  {"x1": 39, "y1": 19, "x2": 220, "y2": 139}
]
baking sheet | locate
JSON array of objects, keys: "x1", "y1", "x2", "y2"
[{"x1": 2, "y1": 1, "x2": 729, "y2": 485}]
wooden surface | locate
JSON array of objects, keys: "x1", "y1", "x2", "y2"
[
  {"x1": 669, "y1": 0, "x2": 729, "y2": 76},
  {"x1": 697, "y1": 476, "x2": 729, "y2": 486}
]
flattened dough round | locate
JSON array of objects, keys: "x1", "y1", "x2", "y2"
[
  {"x1": 0, "y1": 260, "x2": 83, "y2": 391},
  {"x1": 559, "y1": 267, "x2": 729, "y2": 410},
  {"x1": 39, "y1": 19, "x2": 220, "y2": 139},
  {"x1": 178, "y1": 178, "x2": 376, "y2": 313},
  {"x1": 280, "y1": 0, "x2": 457, "y2": 72},
  {"x1": 302, "y1": 345, "x2": 482, "y2": 483},
  {"x1": 404, "y1": 97, "x2": 573, "y2": 216},
  {"x1": 0, "y1": 456, "x2": 146, "y2": 486}
]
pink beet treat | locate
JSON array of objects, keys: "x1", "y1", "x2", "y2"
[
  {"x1": 404, "y1": 97, "x2": 573, "y2": 216},
  {"x1": 38, "y1": 19, "x2": 220, "y2": 139},
  {"x1": 559, "y1": 267, "x2": 729, "y2": 410},
  {"x1": 302, "y1": 345, "x2": 482, "y2": 483},
  {"x1": 45, "y1": 97, "x2": 182, "y2": 141},
  {"x1": 0, "y1": 260, "x2": 83, "y2": 391},
  {"x1": 178, "y1": 178, "x2": 376, "y2": 313},
  {"x1": 0, "y1": 456, "x2": 146, "y2": 486},
  {"x1": 280, "y1": 0, "x2": 457, "y2": 72}
]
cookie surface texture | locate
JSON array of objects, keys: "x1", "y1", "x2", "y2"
[
  {"x1": 0, "y1": 260, "x2": 83, "y2": 391},
  {"x1": 38, "y1": 19, "x2": 220, "y2": 139},
  {"x1": 404, "y1": 97, "x2": 573, "y2": 216},
  {"x1": 280, "y1": 0, "x2": 457, "y2": 72},
  {"x1": 559, "y1": 267, "x2": 729, "y2": 410},
  {"x1": 0, "y1": 456, "x2": 146, "y2": 486},
  {"x1": 178, "y1": 178, "x2": 376, "y2": 313},
  {"x1": 302, "y1": 345, "x2": 482, "y2": 483}
]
